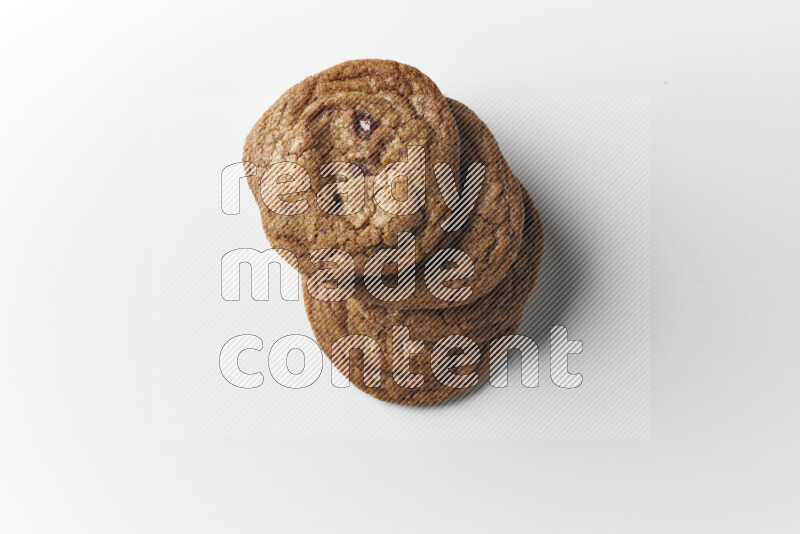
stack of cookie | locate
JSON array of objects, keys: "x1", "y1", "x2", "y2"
[{"x1": 244, "y1": 59, "x2": 544, "y2": 405}]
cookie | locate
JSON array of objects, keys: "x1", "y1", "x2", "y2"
[
  {"x1": 304, "y1": 188, "x2": 544, "y2": 406},
  {"x1": 244, "y1": 59, "x2": 460, "y2": 276},
  {"x1": 351, "y1": 98, "x2": 525, "y2": 310}
]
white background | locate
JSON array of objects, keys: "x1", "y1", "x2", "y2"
[{"x1": 2, "y1": 0, "x2": 799, "y2": 532}]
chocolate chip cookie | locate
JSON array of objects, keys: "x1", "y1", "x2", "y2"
[
  {"x1": 243, "y1": 59, "x2": 460, "y2": 276},
  {"x1": 304, "y1": 188, "x2": 544, "y2": 406}
]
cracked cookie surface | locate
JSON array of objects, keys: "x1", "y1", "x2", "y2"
[{"x1": 243, "y1": 59, "x2": 460, "y2": 276}]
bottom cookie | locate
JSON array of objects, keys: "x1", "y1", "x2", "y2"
[{"x1": 304, "y1": 188, "x2": 544, "y2": 405}]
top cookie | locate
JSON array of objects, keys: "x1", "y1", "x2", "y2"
[
  {"x1": 351, "y1": 98, "x2": 525, "y2": 309},
  {"x1": 244, "y1": 59, "x2": 460, "y2": 275}
]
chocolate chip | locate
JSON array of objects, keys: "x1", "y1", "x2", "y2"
[{"x1": 354, "y1": 111, "x2": 379, "y2": 140}]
